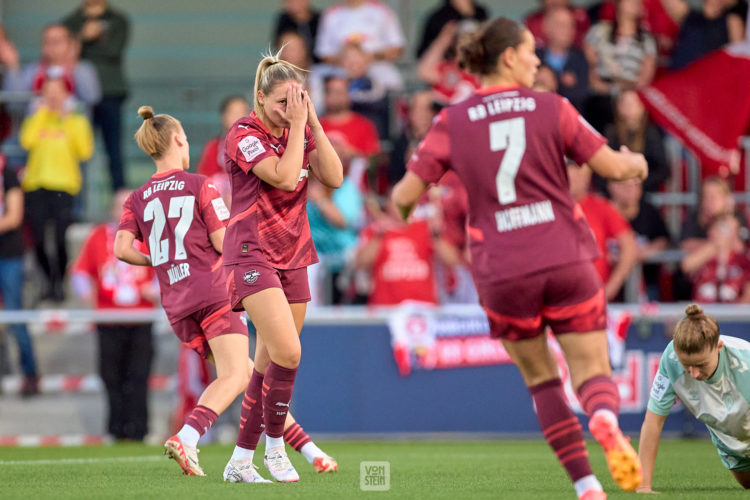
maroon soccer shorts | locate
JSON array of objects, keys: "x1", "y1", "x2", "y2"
[
  {"x1": 477, "y1": 260, "x2": 606, "y2": 341},
  {"x1": 225, "y1": 262, "x2": 283, "y2": 312},
  {"x1": 277, "y1": 267, "x2": 311, "y2": 303},
  {"x1": 171, "y1": 301, "x2": 248, "y2": 358}
]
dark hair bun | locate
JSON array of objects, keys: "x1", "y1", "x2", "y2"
[
  {"x1": 685, "y1": 304, "x2": 704, "y2": 318},
  {"x1": 138, "y1": 105, "x2": 154, "y2": 120},
  {"x1": 457, "y1": 31, "x2": 486, "y2": 74}
]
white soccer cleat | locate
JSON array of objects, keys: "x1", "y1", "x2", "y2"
[
  {"x1": 223, "y1": 458, "x2": 272, "y2": 483},
  {"x1": 313, "y1": 455, "x2": 338, "y2": 473},
  {"x1": 264, "y1": 447, "x2": 300, "y2": 482},
  {"x1": 164, "y1": 434, "x2": 205, "y2": 476}
]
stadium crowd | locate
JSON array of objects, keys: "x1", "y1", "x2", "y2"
[{"x1": 0, "y1": 0, "x2": 748, "y2": 439}]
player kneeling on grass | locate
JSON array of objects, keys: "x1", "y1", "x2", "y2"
[{"x1": 638, "y1": 304, "x2": 750, "y2": 492}]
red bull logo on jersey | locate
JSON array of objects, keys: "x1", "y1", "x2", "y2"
[{"x1": 243, "y1": 269, "x2": 260, "y2": 284}]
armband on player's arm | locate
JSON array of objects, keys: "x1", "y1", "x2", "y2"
[{"x1": 114, "y1": 230, "x2": 152, "y2": 267}]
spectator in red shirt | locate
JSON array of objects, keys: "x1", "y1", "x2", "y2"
[
  {"x1": 72, "y1": 189, "x2": 157, "y2": 441},
  {"x1": 354, "y1": 198, "x2": 460, "y2": 306},
  {"x1": 569, "y1": 162, "x2": 638, "y2": 301},
  {"x1": 415, "y1": 171, "x2": 477, "y2": 304},
  {"x1": 525, "y1": 0, "x2": 592, "y2": 48},
  {"x1": 195, "y1": 95, "x2": 250, "y2": 207},
  {"x1": 416, "y1": 21, "x2": 480, "y2": 105},
  {"x1": 319, "y1": 75, "x2": 380, "y2": 161},
  {"x1": 682, "y1": 213, "x2": 750, "y2": 303}
]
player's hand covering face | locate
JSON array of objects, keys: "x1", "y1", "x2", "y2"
[{"x1": 262, "y1": 81, "x2": 308, "y2": 130}]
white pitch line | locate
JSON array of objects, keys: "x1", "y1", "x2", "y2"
[{"x1": 0, "y1": 455, "x2": 165, "y2": 466}]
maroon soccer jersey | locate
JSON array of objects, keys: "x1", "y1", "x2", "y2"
[
  {"x1": 118, "y1": 169, "x2": 230, "y2": 321},
  {"x1": 407, "y1": 85, "x2": 606, "y2": 285},
  {"x1": 223, "y1": 111, "x2": 318, "y2": 269}
]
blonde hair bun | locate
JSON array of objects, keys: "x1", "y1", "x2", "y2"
[{"x1": 138, "y1": 105, "x2": 155, "y2": 120}]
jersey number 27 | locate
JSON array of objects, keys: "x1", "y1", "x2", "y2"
[
  {"x1": 143, "y1": 196, "x2": 195, "y2": 266},
  {"x1": 490, "y1": 117, "x2": 526, "y2": 205}
]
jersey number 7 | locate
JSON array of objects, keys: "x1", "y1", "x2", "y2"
[
  {"x1": 143, "y1": 196, "x2": 195, "y2": 266},
  {"x1": 490, "y1": 117, "x2": 526, "y2": 206}
]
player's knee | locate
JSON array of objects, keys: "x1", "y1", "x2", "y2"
[
  {"x1": 274, "y1": 347, "x2": 301, "y2": 369},
  {"x1": 220, "y1": 373, "x2": 250, "y2": 396}
]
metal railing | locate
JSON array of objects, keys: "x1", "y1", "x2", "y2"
[{"x1": 0, "y1": 302, "x2": 747, "y2": 329}]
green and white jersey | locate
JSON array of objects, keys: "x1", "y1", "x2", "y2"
[{"x1": 648, "y1": 336, "x2": 750, "y2": 459}]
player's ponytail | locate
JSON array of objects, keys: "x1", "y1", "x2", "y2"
[
  {"x1": 134, "y1": 105, "x2": 182, "y2": 160},
  {"x1": 673, "y1": 304, "x2": 720, "y2": 354},
  {"x1": 252, "y1": 45, "x2": 306, "y2": 120},
  {"x1": 458, "y1": 17, "x2": 525, "y2": 76}
]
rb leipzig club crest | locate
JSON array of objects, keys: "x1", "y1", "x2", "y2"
[{"x1": 243, "y1": 269, "x2": 260, "y2": 284}]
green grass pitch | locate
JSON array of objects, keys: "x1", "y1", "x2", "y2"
[{"x1": 0, "y1": 439, "x2": 745, "y2": 499}]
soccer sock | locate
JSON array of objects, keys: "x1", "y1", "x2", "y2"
[
  {"x1": 263, "y1": 361, "x2": 297, "y2": 439},
  {"x1": 179, "y1": 404, "x2": 218, "y2": 448},
  {"x1": 284, "y1": 422, "x2": 313, "y2": 453},
  {"x1": 266, "y1": 435, "x2": 284, "y2": 450},
  {"x1": 236, "y1": 369, "x2": 265, "y2": 451},
  {"x1": 529, "y1": 378, "x2": 593, "y2": 483},
  {"x1": 573, "y1": 475, "x2": 603, "y2": 498},
  {"x1": 577, "y1": 374, "x2": 620, "y2": 420},
  {"x1": 300, "y1": 442, "x2": 326, "y2": 465},
  {"x1": 231, "y1": 446, "x2": 254, "y2": 462}
]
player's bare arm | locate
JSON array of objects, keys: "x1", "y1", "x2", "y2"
[
  {"x1": 392, "y1": 171, "x2": 429, "y2": 221},
  {"x1": 208, "y1": 227, "x2": 225, "y2": 254},
  {"x1": 305, "y1": 90, "x2": 343, "y2": 189},
  {"x1": 637, "y1": 409, "x2": 668, "y2": 493},
  {"x1": 253, "y1": 83, "x2": 307, "y2": 191},
  {"x1": 113, "y1": 229, "x2": 152, "y2": 266},
  {"x1": 588, "y1": 144, "x2": 649, "y2": 182}
]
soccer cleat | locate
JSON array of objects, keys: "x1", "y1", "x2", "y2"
[
  {"x1": 589, "y1": 413, "x2": 642, "y2": 491},
  {"x1": 313, "y1": 455, "x2": 338, "y2": 473},
  {"x1": 579, "y1": 488, "x2": 607, "y2": 500},
  {"x1": 223, "y1": 459, "x2": 272, "y2": 483},
  {"x1": 164, "y1": 434, "x2": 205, "y2": 476},
  {"x1": 264, "y1": 447, "x2": 300, "y2": 482}
]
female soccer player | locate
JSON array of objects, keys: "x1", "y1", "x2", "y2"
[
  {"x1": 223, "y1": 49, "x2": 342, "y2": 482},
  {"x1": 639, "y1": 304, "x2": 750, "y2": 492},
  {"x1": 115, "y1": 106, "x2": 330, "y2": 483},
  {"x1": 391, "y1": 17, "x2": 648, "y2": 500}
]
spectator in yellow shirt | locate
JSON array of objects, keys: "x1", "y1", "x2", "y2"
[{"x1": 20, "y1": 74, "x2": 93, "y2": 301}]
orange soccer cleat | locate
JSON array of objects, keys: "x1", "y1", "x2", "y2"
[
  {"x1": 313, "y1": 455, "x2": 338, "y2": 473},
  {"x1": 164, "y1": 434, "x2": 205, "y2": 476},
  {"x1": 589, "y1": 413, "x2": 642, "y2": 491}
]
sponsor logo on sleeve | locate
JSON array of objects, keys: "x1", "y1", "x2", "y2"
[
  {"x1": 650, "y1": 373, "x2": 670, "y2": 401},
  {"x1": 211, "y1": 198, "x2": 230, "y2": 221},
  {"x1": 238, "y1": 135, "x2": 265, "y2": 163}
]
